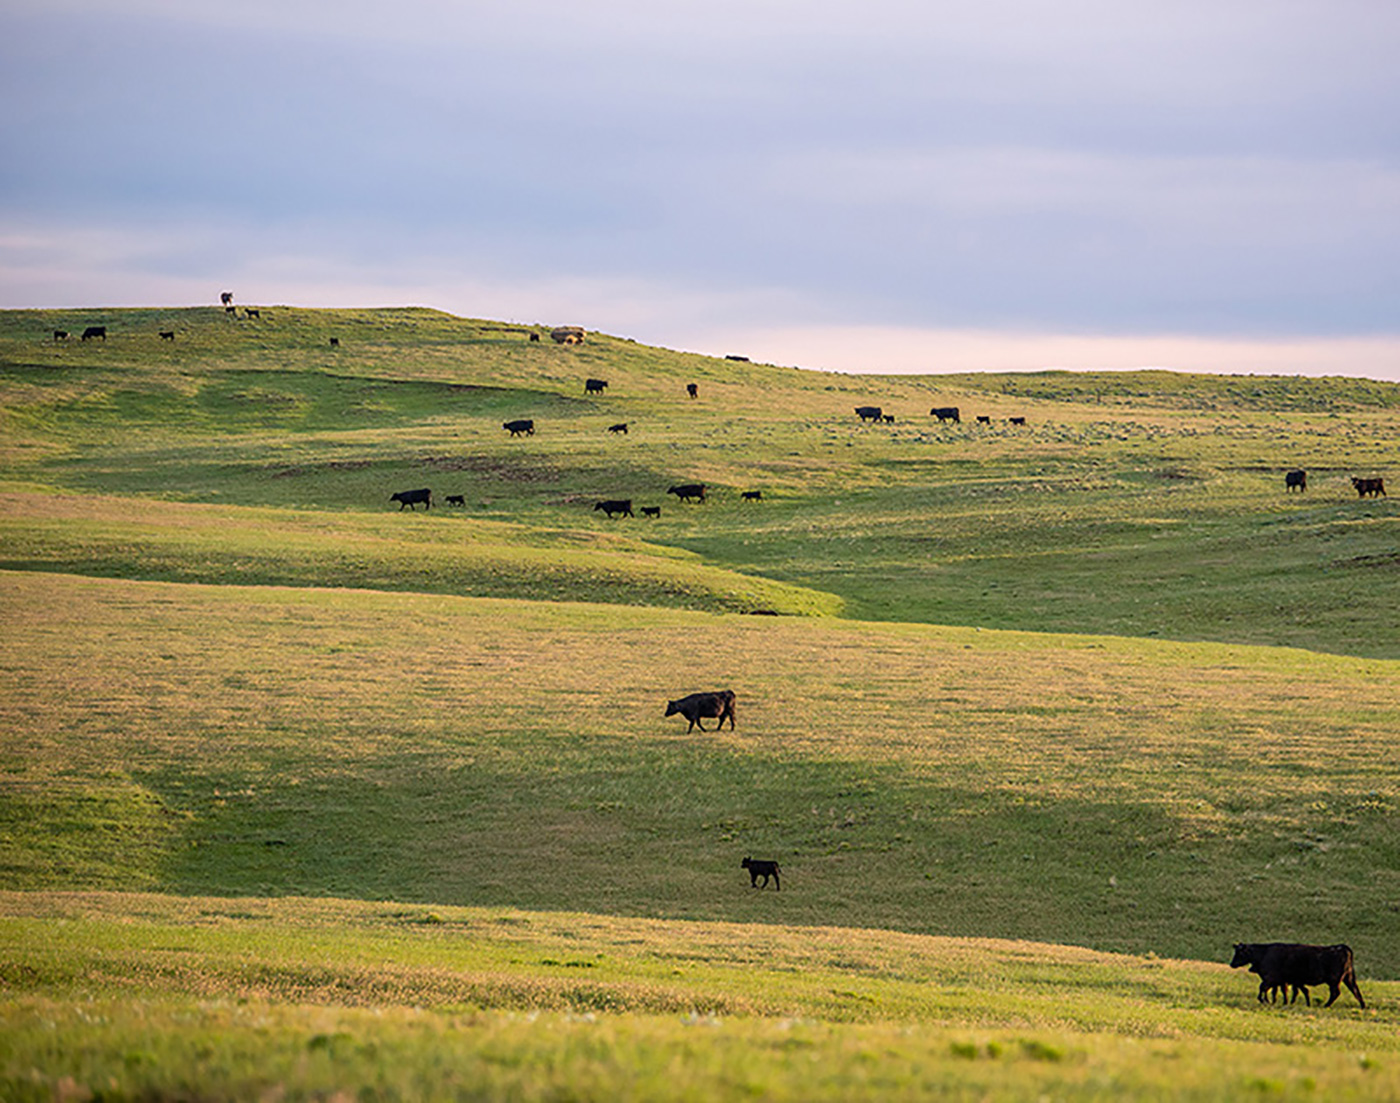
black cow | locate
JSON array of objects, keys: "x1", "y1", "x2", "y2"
[
  {"x1": 1009, "y1": 416, "x2": 1027, "y2": 426},
  {"x1": 226, "y1": 306, "x2": 237, "y2": 315},
  {"x1": 882, "y1": 414, "x2": 895, "y2": 424},
  {"x1": 725, "y1": 354, "x2": 750, "y2": 362},
  {"x1": 741, "y1": 490, "x2": 763, "y2": 502},
  {"x1": 855, "y1": 405, "x2": 883, "y2": 422},
  {"x1": 665, "y1": 689, "x2": 736, "y2": 732},
  {"x1": 53, "y1": 330, "x2": 68, "y2": 341},
  {"x1": 445, "y1": 494, "x2": 465, "y2": 507},
  {"x1": 1352, "y1": 477, "x2": 1386, "y2": 498},
  {"x1": 976, "y1": 415, "x2": 991, "y2": 424},
  {"x1": 329, "y1": 337, "x2": 340, "y2": 347},
  {"x1": 220, "y1": 291, "x2": 234, "y2": 305},
  {"x1": 594, "y1": 499, "x2": 633, "y2": 518},
  {"x1": 931, "y1": 406, "x2": 960, "y2": 422},
  {"x1": 668, "y1": 483, "x2": 706, "y2": 503},
  {"x1": 1285, "y1": 470, "x2": 1307, "y2": 492},
  {"x1": 1230, "y1": 943, "x2": 1365, "y2": 1008},
  {"x1": 390, "y1": 488, "x2": 432, "y2": 511},
  {"x1": 504, "y1": 419, "x2": 535, "y2": 437},
  {"x1": 528, "y1": 332, "x2": 540, "y2": 342},
  {"x1": 608, "y1": 423, "x2": 628, "y2": 434},
  {"x1": 687, "y1": 383, "x2": 698, "y2": 399},
  {"x1": 81, "y1": 326, "x2": 106, "y2": 341},
  {"x1": 159, "y1": 330, "x2": 175, "y2": 341},
  {"x1": 585, "y1": 378, "x2": 608, "y2": 394},
  {"x1": 741, "y1": 857, "x2": 780, "y2": 890},
  {"x1": 245, "y1": 308, "x2": 260, "y2": 319},
  {"x1": 641, "y1": 506, "x2": 661, "y2": 518}
]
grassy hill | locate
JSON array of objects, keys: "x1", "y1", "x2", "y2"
[{"x1": 2, "y1": 305, "x2": 1398, "y2": 1098}]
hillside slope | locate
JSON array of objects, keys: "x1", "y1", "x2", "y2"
[{"x1": 2, "y1": 306, "x2": 1397, "y2": 655}]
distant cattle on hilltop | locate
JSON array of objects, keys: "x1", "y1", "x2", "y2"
[{"x1": 552, "y1": 326, "x2": 586, "y2": 345}]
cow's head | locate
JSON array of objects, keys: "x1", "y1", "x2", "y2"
[
  {"x1": 1229, "y1": 943, "x2": 1258, "y2": 969},
  {"x1": 664, "y1": 700, "x2": 680, "y2": 717}
]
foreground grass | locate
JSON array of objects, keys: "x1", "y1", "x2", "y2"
[
  {"x1": 0, "y1": 892, "x2": 1394, "y2": 1102},
  {"x1": 4, "y1": 571, "x2": 1398, "y2": 974}
]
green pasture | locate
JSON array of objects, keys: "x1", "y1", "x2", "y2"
[
  {"x1": 4, "y1": 571, "x2": 1398, "y2": 972},
  {"x1": 3, "y1": 306, "x2": 1399, "y2": 1098},
  {"x1": 1, "y1": 893, "x2": 1394, "y2": 1102},
  {"x1": 2, "y1": 306, "x2": 1396, "y2": 655}
]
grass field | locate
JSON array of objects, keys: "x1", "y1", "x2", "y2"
[{"x1": 2, "y1": 306, "x2": 1397, "y2": 1099}]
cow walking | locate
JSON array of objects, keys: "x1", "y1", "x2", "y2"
[
  {"x1": 390, "y1": 488, "x2": 432, "y2": 511},
  {"x1": 668, "y1": 483, "x2": 706, "y2": 503},
  {"x1": 1230, "y1": 943, "x2": 1365, "y2": 1008},
  {"x1": 855, "y1": 405, "x2": 883, "y2": 422},
  {"x1": 503, "y1": 419, "x2": 535, "y2": 437},
  {"x1": 584, "y1": 378, "x2": 608, "y2": 394},
  {"x1": 665, "y1": 690, "x2": 736, "y2": 732},
  {"x1": 1352, "y1": 477, "x2": 1386, "y2": 498},
  {"x1": 594, "y1": 499, "x2": 633, "y2": 518},
  {"x1": 931, "y1": 406, "x2": 960, "y2": 422}
]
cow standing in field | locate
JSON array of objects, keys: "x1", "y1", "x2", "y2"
[
  {"x1": 594, "y1": 499, "x2": 633, "y2": 518},
  {"x1": 1230, "y1": 943, "x2": 1365, "y2": 1008},
  {"x1": 53, "y1": 330, "x2": 68, "y2": 341},
  {"x1": 585, "y1": 378, "x2": 608, "y2": 394},
  {"x1": 976, "y1": 415, "x2": 991, "y2": 424},
  {"x1": 665, "y1": 690, "x2": 736, "y2": 732},
  {"x1": 608, "y1": 423, "x2": 628, "y2": 434},
  {"x1": 1008, "y1": 416, "x2": 1027, "y2": 426},
  {"x1": 931, "y1": 406, "x2": 960, "y2": 422},
  {"x1": 503, "y1": 419, "x2": 535, "y2": 437},
  {"x1": 159, "y1": 331, "x2": 175, "y2": 341},
  {"x1": 1285, "y1": 470, "x2": 1307, "y2": 492},
  {"x1": 390, "y1": 488, "x2": 432, "y2": 511},
  {"x1": 855, "y1": 405, "x2": 883, "y2": 422},
  {"x1": 668, "y1": 483, "x2": 706, "y2": 503},
  {"x1": 445, "y1": 494, "x2": 465, "y2": 507},
  {"x1": 81, "y1": 326, "x2": 106, "y2": 341},
  {"x1": 1352, "y1": 477, "x2": 1386, "y2": 498},
  {"x1": 687, "y1": 383, "x2": 698, "y2": 399},
  {"x1": 741, "y1": 490, "x2": 763, "y2": 502},
  {"x1": 641, "y1": 506, "x2": 661, "y2": 518}
]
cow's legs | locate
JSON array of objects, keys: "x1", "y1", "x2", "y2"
[{"x1": 1345, "y1": 977, "x2": 1366, "y2": 1008}]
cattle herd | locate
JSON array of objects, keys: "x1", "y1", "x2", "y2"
[{"x1": 41, "y1": 311, "x2": 1387, "y2": 973}]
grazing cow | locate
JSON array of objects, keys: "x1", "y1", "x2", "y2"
[
  {"x1": 725, "y1": 354, "x2": 750, "y2": 362},
  {"x1": 664, "y1": 689, "x2": 736, "y2": 732},
  {"x1": 855, "y1": 405, "x2": 883, "y2": 422},
  {"x1": 593, "y1": 499, "x2": 633, "y2": 518},
  {"x1": 445, "y1": 494, "x2": 465, "y2": 507},
  {"x1": 226, "y1": 306, "x2": 237, "y2": 315},
  {"x1": 1230, "y1": 943, "x2": 1365, "y2": 1008},
  {"x1": 585, "y1": 378, "x2": 608, "y2": 394},
  {"x1": 667, "y1": 483, "x2": 706, "y2": 503},
  {"x1": 1352, "y1": 476, "x2": 1386, "y2": 498},
  {"x1": 976, "y1": 415, "x2": 991, "y2": 424},
  {"x1": 503, "y1": 419, "x2": 535, "y2": 437},
  {"x1": 389, "y1": 488, "x2": 432, "y2": 511},
  {"x1": 608, "y1": 422, "x2": 628, "y2": 434},
  {"x1": 329, "y1": 337, "x2": 340, "y2": 347},
  {"x1": 528, "y1": 332, "x2": 540, "y2": 342},
  {"x1": 741, "y1": 857, "x2": 780, "y2": 890},
  {"x1": 741, "y1": 490, "x2": 763, "y2": 502},
  {"x1": 1285, "y1": 469, "x2": 1307, "y2": 492},
  {"x1": 245, "y1": 308, "x2": 260, "y2": 319},
  {"x1": 53, "y1": 330, "x2": 68, "y2": 341},
  {"x1": 159, "y1": 330, "x2": 175, "y2": 341},
  {"x1": 551, "y1": 326, "x2": 586, "y2": 345},
  {"x1": 220, "y1": 291, "x2": 233, "y2": 305},
  {"x1": 1009, "y1": 416, "x2": 1027, "y2": 426},
  {"x1": 81, "y1": 326, "x2": 106, "y2": 341},
  {"x1": 931, "y1": 406, "x2": 960, "y2": 422},
  {"x1": 687, "y1": 382, "x2": 699, "y2": 399},
  {"x1": 641, "y1": 506, "x2": 661, "y2": 518}
]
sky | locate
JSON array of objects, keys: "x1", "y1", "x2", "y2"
[{"x1": 2, "y1": 0, "x2": 1398, "y2": 379}]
